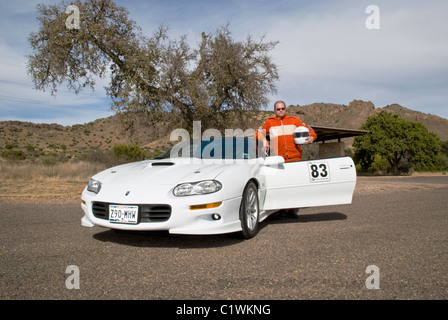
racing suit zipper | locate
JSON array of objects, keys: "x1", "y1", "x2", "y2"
[{"x1": 280, "y1": 119, "x2": 288, "y2": 159}]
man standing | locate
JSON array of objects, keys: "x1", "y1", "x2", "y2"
[{"x1": 255, "y1": 101, "x2": 317, "y2": 162}]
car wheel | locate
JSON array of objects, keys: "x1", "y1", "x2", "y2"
[{"x1": 239, "y1": 181, "x2": 259, "y2": 239}]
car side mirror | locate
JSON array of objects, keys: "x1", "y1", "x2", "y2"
[{"x1": 263, "y1": 156, "x2": 285, "y2": 166}]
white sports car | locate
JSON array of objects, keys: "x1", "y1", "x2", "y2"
[{"x1": 81, "y1": 137, "x2": 356, "y2": 238}]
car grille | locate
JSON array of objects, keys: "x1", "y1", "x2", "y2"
[{"x1": 92, "y1": 202, "x2": 171, "y2": 223}]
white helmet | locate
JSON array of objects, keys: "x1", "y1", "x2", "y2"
[{"x1": 293, "y1": 126, "x2": 310, "y2": 145}]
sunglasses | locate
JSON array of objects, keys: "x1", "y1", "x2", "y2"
[{"x1": 276, "y1": 108, "x2": 286, "y2": 111}]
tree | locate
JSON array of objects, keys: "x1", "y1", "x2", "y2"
[
  {"x1": 353, "y1": 111, "x2": 442, "y2": 175},
  {"x1": 27, "y1": 0, "x2": 279, "y2": 134}
]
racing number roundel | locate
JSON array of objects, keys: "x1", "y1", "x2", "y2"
[{"x1": 308, "y1": 160, "x2": 330, "y2": 182}]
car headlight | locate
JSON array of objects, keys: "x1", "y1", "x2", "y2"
[
  {"x1": 173, "y1": 180, "x2": 222, "y2": 197},
  {"x1": 87, "y1": 178, "x2": 102, "y2": 194}
]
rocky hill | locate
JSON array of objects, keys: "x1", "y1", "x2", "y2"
[{"x1": 1, "y1": 100, "x2": 447, "y2": 162}]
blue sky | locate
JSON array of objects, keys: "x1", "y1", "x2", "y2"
[{"x1": 0, "y1": 0, "x2": 447, "y2": 126}]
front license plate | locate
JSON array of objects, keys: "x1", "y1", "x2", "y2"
[{"x1": 109, "y1": 205, "x2": 138, "y2": 224}]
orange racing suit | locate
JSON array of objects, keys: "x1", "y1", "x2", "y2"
[{"x1": 255, "y1": 115, "x2": 317, "y2": 162}]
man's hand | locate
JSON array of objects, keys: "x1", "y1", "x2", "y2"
[
  {"x1": 305, "y1": 136, "x2": 315, "y2": 144},
  {"x1": 263, "y1": 139, "x2": 270, "y2": 155}
]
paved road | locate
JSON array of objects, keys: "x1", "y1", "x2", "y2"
[{"x1": 1, "y1": 176, "x2": 447, "y2": 301}]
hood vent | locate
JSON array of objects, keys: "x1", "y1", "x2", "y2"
[{"x1": 151, "y1": 162, "x2": 175, "y2": 167}]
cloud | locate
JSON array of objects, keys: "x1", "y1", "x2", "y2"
[{"x1": 256, "y1": 1, "x2": 448, "y2": 115}]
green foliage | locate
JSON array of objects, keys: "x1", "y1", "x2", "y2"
[
  {"x1": 369, "y1": 154, "x2": 390, "y2": 174},
  {"x1": 2, "y1": 150, "x2": 27, "y2": 160},
  {"x1": 437, "y1": 140, "x2": 448, "y2": 172},
  {"x1": 441, "y1": 140, "x2": 448, "y2": 155},
  {"x1": 112, "y1": 144, "x2": 146, "y2": 161},
  {"x1": 353, "y1": 111, "x2": 444, "y2": 175}
]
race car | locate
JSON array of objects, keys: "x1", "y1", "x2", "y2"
[{"x1": 81, "y1": 137, "x2": 356, "y2": 239}]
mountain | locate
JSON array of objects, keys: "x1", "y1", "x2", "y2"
[
  {"x1": 288, "y1": 100, "x2": 448, "y2": 141},
  {"x1": 1, "y1": 100, "x2": 447, "y2": 162}
]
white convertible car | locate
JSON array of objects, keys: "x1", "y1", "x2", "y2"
[{"x1": 81, "y1": 137, "x2": 356, "y2": 238}]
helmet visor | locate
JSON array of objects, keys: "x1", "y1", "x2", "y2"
[{"x1": 293, "y1": 131, "x2": 310, "y2": 138}]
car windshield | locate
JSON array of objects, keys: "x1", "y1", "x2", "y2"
[{"x1": 155, "y1": 137, "x2": 264, "y2": 160}]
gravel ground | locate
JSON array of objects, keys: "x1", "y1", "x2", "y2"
[{"x1": 0, "y1": 175, "x2": 447, "y2": 301}]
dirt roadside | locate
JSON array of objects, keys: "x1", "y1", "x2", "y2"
[
  {"x1": 354, "y1": 175, "x2": 447, "y2": 195},
  {"x1": 0, "y1": 179, "x2": 85, "y2": 203}
]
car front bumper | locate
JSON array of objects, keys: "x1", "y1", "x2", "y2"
[{"x1": 80, "y1": 192, "x2": 243, "y2": 235}]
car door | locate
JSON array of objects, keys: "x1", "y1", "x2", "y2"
[{"x1": 261, "y1": 157, "x2": 357, "y2": 211}]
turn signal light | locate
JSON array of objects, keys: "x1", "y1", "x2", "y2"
[{"x1": 190, "y1": 202, "x2": 222, "y2": 210}]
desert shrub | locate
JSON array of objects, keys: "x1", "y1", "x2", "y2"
[
  {"x1": 112, "y1": 144, "x2": 146, "y2": 161},
  {"x1": 82, "y1": 149, "x2": 124, "y2": 167},
  {"x1": 2, "y1": 150, "x2": 26, "y2": 160}
]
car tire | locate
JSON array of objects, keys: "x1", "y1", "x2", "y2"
[
  {"x1": 292, "y1": 208, "x2": 300, "y2": 218},
  {"x1": 239, "y1": 181, "x2": 259, "y2": 239}
]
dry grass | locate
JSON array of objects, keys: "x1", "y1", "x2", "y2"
[
  {"x1": 0, "y1": 160, "x2": 107, "y2": 202},
  {"x1": 0, "y1": 160, "x2": 106, "y2": 181}
]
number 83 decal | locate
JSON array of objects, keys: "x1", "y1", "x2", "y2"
[{"x1": 308, "y1": 160, "x2": 330, "y2": 182}]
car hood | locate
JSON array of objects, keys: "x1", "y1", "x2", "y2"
[{"x1": 92, "y1": 158, "x2": 232, "y2": 186}]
